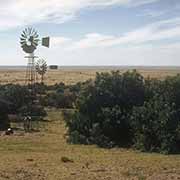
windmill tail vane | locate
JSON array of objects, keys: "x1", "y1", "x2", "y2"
[{"x1": 42, "y1": 37, "x2": 50, "y2": 48}]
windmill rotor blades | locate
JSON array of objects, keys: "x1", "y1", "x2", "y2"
[
  {"x1": 32, "y1": 29, "x2": 36, "y2": 34},
  {"x1": 20, "y1": 42, "x2": 26, "y2": 46},
  {"x1": 20, "y1": 27, "x2": 40, "y2": 53},
  {"x1": 20, "y1": 37, "x2": 26, "y2": 41},
  {"x1": 29, "y1": 27, "x2": 32, "y2": 34},
  {"x1": 34, "y1": 34, "x2": 39, "y2": 38},
  {"x1": 25, "y1": 28, "x2": 28, "y2": 34},
  {"x1": 20, "y1": 41, "x2": 26, "y2": 45},
  {"x1": 33, "y1": 43, "x2": 38, "y2": 47},
  {"x1": 33, "y1": 39, "x2": 39, "y2": 43},
  {"x1": 21, "y1": 33, "x2": 26, "y2": 38},
  {"x1": 32, "y1": 41, "x2": 38, "y2": 45},
  {"x1": 22, "y1": 30, "x2": 26, "y2": 36},
  {"x1": 20, "y1": 27, "x2": 50, "y2": 54}
]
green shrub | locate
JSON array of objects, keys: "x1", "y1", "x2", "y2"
[
  {"x1": 164, "y1": 75, "x2": 180, "y2": 108},
  {"x1": 19, "y1": 104, "x2": 47, "y2": 117},
  {"x1": 65, "y1": 70, "x2": 145, "y2": 147},
  {"x1": 45, "y1": 90, "x2": 76, "y2": 108},
  {"x1": 0, "y1": 99, "x2": 10, "y2": 130},
  {"x1": 131, "y1": 97, "x2": 180, "y2": 154},
  {"x1": 0, "y1": 84, "x2": 30, "y2": 113},
  {"x1": 65, "y1": 71, "x2": 180, "y2": 153},
  {"x1": 42, "y1": 82, "x2": 81, "y2": 109},
  {"x1": 0, "y1": 84, "x2": 47, "y2": 122}
]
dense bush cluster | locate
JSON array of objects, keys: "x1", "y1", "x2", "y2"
[
  {"x1": 0, "y1": 84, "x2": 31, "y2": 129},
  {"x1": 1, "y1": 70, "x2": 180, "y2": 153},
  {"x1": 41, "y1": 82, "x2": 81, "y2": 108},
  {"x1": 0, "y1": 99, "x2": 10, "y2": 130},
  {"x1": 0, "y1": 84, "x2": 47, "y2": 129},
  {"x1": 65, "y1": 70, "x2": 180, "y2": 154},
  {"x1": 0, "y1": 84, "x2": 30, "y2": 113},
  {"x1": 0, "y1": 81, "x2": 80, "y2": 130}
]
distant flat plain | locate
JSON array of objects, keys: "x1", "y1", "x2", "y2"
[{"x1": 0, "y1": 66, "x2": 180, "y2": 85}]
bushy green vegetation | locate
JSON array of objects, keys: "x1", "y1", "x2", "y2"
[
  {"x1": 0, "y1": 99, "x2": 10, "y2": 130},
  {"x1": 0, "y1": 84, "x2": 30, "y2": 113},
  {"x1": 64, "y1": 70, "x2": 180, "y2": 154},
  {"x1": 0, "y1": 81, "x2": 80, "y2": 130},
  {"x1": 1, "y1": 70, "x2": 180, "y2": 153},
  {"x1": 41, "y1": 82, "x2": 81, "y2": 108},
  {"x1": 0, "y1": 84, "x2": 47, "y2": 128},
  {"x1": 132, "y1": 97, "x2": 180, "y2": 153}
]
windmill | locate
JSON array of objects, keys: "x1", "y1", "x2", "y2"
[
  {"x1": 35, "y1": 58, "x2": 48, "y2": 84},
  {"x1": 20, "y1": 27, "x2": 50, "y2": 89},
  {"x1": 20, "y1": 27, "x2": 50, "y2": 131}
]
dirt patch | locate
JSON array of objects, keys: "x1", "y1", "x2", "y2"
[
  {"x1": 147, "y1": 173, "x2": 180, "y2": 180},
  {"x1": 0, "y1": 168, "x2": 46, "y2": 180}
]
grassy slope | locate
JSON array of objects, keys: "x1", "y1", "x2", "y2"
[{"x1": 0, "y1": 109, "x2": 180, "y2": 180}]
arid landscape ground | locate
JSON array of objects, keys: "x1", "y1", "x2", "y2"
[
  {"x1": 0, "y1": 67, "x2": 180, "y2": 85},
  {"x1": 0, "y1": 109, "x2": 180, "y2": 180},
  {"x1": 0, "y1": 67, "x2": 180, "y2": 180}
]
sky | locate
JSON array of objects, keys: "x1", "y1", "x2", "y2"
[{"x1": 1, "y1": 0, "x2": 180, "y2": 66}]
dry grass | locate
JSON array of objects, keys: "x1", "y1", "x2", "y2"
[
  {"x1": 0, "y1": 67, "x2": 180, "y2": 85},
  {"x1": 0, "y1": 109, "x2": 179, "y2": 179}
]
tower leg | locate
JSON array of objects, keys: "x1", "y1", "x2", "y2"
[{"x1": 24, "y1": 54, "x2": 38, "y2": 123}]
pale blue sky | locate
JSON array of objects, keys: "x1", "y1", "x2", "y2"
[{"x1": 1, "y1": 0, "x2": 180, "y2": 66}]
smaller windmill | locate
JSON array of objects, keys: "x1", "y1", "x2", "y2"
[
  {"x1": 36, "y1": 59, "x2": 48, "y2": 84},
  {"x1": 20, "y1": 27, "x2": 50, "y2": 89}
]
